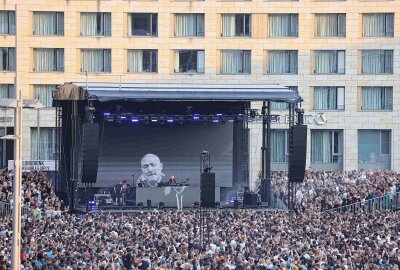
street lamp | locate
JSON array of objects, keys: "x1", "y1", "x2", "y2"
[{"x1": 0, "y1": 97, "x2": 43, "y2": 269}]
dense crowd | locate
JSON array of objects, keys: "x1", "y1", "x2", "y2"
[
  {"x1": 0, "y1": 169, "x2": 398, "y2": 269},
  {"x1": 271, "y1": 170, "x2": 400, "y2": 211}
]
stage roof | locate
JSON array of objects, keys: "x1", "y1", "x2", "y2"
[{"x1": 54, "y1": 83, "x2": 302, "y2": 103}]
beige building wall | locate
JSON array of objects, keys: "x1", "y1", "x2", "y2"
[{"x1": 0, "y1": 0, "x2": 399, "y2": 185}]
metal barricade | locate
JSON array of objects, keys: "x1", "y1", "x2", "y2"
[
  {"x1": 323, "y1": 192, "x2": 400, "y2": 214},
  {"x1": 0, "y1": 201, "x2": 31, "y2": 219}
]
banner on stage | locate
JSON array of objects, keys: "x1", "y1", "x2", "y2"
[{"x1": 7, "y1": 160, "x2": 56, "y2": 172}]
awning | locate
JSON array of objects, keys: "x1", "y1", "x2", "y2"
[{"x1": 54, "y1": 83, "x2": 302, "y2": 103}]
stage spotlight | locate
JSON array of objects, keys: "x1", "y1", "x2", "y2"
[
  {"x1": 138, "y1": 202, "x2": 143, "y2": 207},
  {"x1": 192, "y1": 114, "x2": 200, "y2": 121},
  {"x1": 177, "y1": 116, "x2": 185, "y2": 125},
  {"x1": 166, "y1": 116, "x2": 175, "y2": 123},
  {"x1": 159, "y1": 116, "x2": 166, "y2": 124},
  {"x1": 216, "y1": 113, "x2": 223, "y2": 116},
  {"x1": 194, "y1": 202, "x2": 200, "y2": 207},
  {"x1": 142, "y1": 116, "x2": 150, "y2": 125},
  {"x1": 131, "y1": 116, "x2": 139, "y2": 123},
  {"x1": 119, "y1": 115, "x2": 127, "y2": 120},
  {"x1": 212, "y1": 116, "x2": 219, "y2": 123},
  {"x1": 151, "y1": 116, "x2": 158, "y2": 123},
  {"x1": 103, "y1": 112, "x2": 111, "y2": 116}
]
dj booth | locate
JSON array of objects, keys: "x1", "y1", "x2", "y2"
[{"x1": 135, "y1": 186, "x2": 220, "y2": 208}]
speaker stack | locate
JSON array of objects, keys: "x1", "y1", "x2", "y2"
[
  {"x1": 288, "y1": 125, "x2": 307, "y2": 183},
  {"x1": 200, "y1": 172, "x2": 215, "y2": 207},
  {"x1": 81, "y1": 123, "x2": 100, "y2": 184}
]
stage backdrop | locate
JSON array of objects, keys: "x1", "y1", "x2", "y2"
[{"x1": 96, "y1": 123, "x2": 233, "y2": 187}]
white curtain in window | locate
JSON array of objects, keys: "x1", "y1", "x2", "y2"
[
  {"x1": 33, "y1": 85, "x2": 54, "y2": 107},
  {"x1": 175, "y1": 14, "x2": 197, "y2": 36},
  {"x1": 221, "y1": 51, "x2": 242, "y2": 73},
  {"x1": 362, "y1": 13, "x2": 393, "y2": 37},
  {"x1": 362, "y1": 51, "x2": 384, "y2": 74},
  {"x1": 268, "y1": 51, "x2": 288, "y2": 74},
  {"x1": 314, "y1": 51, "x2": 337, "y2": 74},
  {"x1": 127, "y1": 50, "x2": 143, "y2": 72},
  {"x1": 33, "y1": 12, "x2": 56, "y2": 35},
  {"x1": 314, "y1": 87, "x2": 337, "y2": 110},
  {"x1": 197, "y1": 51, "x2": 205, "y2": 73},
  {"x1": 81, "y1": 49, "x2": 108, "y2": 72},
  {"x1": 31, "y1": 128, "x2": 55, "y2": 160},
  {"x1": 243, "y1": 51, "x2": 250, "y2": 73},
  {"x1": 271, "y1": 130, "x2": 286, "y2": 162},
  {"x1": 0, "y1": 11, "x2": 9, "y2": 34},
  {"x1": 81, "y1": 13, "x2": 97, "y2": 36},
  {"x1": 0, "y1": 84, "x2": 14, "y2": 98},
  {"x1": 315, "y1": 14, "x2": 345, "y2": 37},
  {"x1": 311, "y1": 130, "x2": 332, "y2": 163},
  {"x1": 361, "y1": 87, "x2": 381, "y2": 110},
  {"x1": 34, "y1": 49, "x2": 55, "y2": 71},
  {"x1": 221, "y1": 14, "x2": 235, "y2": 37},
  {"x1": 269, "y1": 14, "x2": 298, "y2": 37}
]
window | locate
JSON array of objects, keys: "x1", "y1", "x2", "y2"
[
  {"x1": 220, "y1": 50, "x2": 251, "y2": 74},
  {"x1": 174, "y1": 14, "x2": 204, "y2": 37},
  {"x1": 31, "y1": 128, "x2": 56, "y2": 160},
  {"x1": 127, "y1": 49, "x2": 157, "y2": 73},
  {"x1": 128, "y1": 13, "x2": 157, "y2": 36},
  {"x1": 0, "y1": 84, "x2": 14, "y2": 98},
  {"x1": 361, "y1": 87, "x2": 392, "y2": 111},
  {"x1": 358, "y1": 130, "x2": 391, "y2": 167},
  {"x1": 314, "y1": 14, "x2": 346, "y2": 37},
  {"x1": 313, "y1": 87, "x2": 345, "y2": 110},
  {"x1": 311, "y1": 130, "x2": 343, "y2": 164},
  {"x1": 271, "y1": 130, "x2": 288, "y2": 163},
  {"x1": 0, "y1": 11, "x2": 16, "y2": 35},
  {"x1": 0, "y1": 48, "x2": 15, "y2": 71},
  {"x1": 174, "y1": 50, "x2": 204, "y2": 73},
  {"x1": 81, "y1": 49, "x2": 111, "y2": 73},
  {"x1": 33, "y1": 85, "x2": 56, "y2": 107},
  {"x1": 80, "y1": 12, "x2": 111, "y2": 36},
  {"x1": 361, "y1": 50, "x2": 393, "y2": 74},
  {"x1": 33, "y1": 48, "x2": 64, "y2": 72},
  {"x1": 313, "y1": 50, "x2": 345, "y2": 74},
  {"x1": 221, "y1": 14, "x2": 251, "y2": 37},
  {"x1": 362, "y1": 13, "x2": 394, "y2": 37},
  {"x1": 268, "y1": 14, "x2": 298, "y2": 37},
  {"x1": 33, "y1": 12, "x2": 64, "y2": 36},
  {"x1": 267, "y1": 50, "x2": 297, "y2": 74},
  {"x1": 271, "y1": 86, "x2": 297, "y2": 110}
]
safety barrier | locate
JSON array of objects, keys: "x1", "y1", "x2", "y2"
[
  {"x1": 0, "y1": 201, "x2": 30, "y2": 219},
  {"x1": 322, "y1": 192, "x2": 400, "y2": 213}
]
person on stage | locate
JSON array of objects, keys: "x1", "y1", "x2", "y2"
[
  {"x1": 168, "y1": 175, "x2": 177, "y2": 186},
  {"x1": 136, "y1": 153, "x2": 165, "y2": 187}
]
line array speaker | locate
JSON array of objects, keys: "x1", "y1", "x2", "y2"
[
  {"x1": 288, "y1": 125, "x2": 307, "y2": 183},
  {"x1": 200, "y1": 172, "x2": 215, "y2": 207},
  {"x1": 81, "y1": 123, "x2": 99, "y2": 184}
]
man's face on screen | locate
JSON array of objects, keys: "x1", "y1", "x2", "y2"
[{"x1": 141, "y1": 154, "x2": 163, "y2": 186}]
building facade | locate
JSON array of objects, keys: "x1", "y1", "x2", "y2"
[{"x1": 0, "y1": 0, "x2": 399, "y2": 186}]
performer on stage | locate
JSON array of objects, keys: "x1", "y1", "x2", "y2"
[
  {"x1": 121, "y1": 180, "x2": 128, "y2": 206},
  {"x1": 168, "y1": 175, "x2": 177, "y2": 186},
  {"x1": 136, "y1": 153, "x2": 165, "y2": 187}
]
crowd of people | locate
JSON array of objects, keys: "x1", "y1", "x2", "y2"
[
  {"x1": 0, "y1": 169, "x2": 398, "y2": 269},
  {"x1": 271, "y1": 170, "x2": 400, "y2": 211}
]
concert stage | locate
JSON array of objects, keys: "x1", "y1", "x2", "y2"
[{"x1": 53, "y1": 83, "x2": 301, "y2": 211}]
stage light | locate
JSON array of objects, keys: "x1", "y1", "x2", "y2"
[
  {"x1": 192, "y1": 114, "x2": 200, "y2": 120},
  {"x1": 159, "y1": 116, "x2": 166, "y2": 124},
  {"x1": 119, "y1": 115, "x2": 127, "y2": 120},
  {"x1": 131, "y1": 116, "x2": 139, "y2": 123},
  {"x1": 138, "y1": 202, "x2": 143, "y2": 207},
  {"x1": 212, "y1": 116, "x2": 219, "y2": 123},
  {"x1": 194, "y1": 202, "x2": 199, "y2": 207},
  {"x1": 177, "y1": 116, "x2": 185, "y2": 125},
  {"x1": 151, "y1": 116, "x2": 158, "y2": 123},
  {"x1": 166, "y1": 116, "x2": 175, "y2": 123},
  {"x1": 228, "y1": 119, "x2": 235, "y2": 123},
  {"x1": 216, "y1": 113, "x2": 223, "y2": 116},
  {"x1": 104, "y1": 112, "x2": 111, "y2": 116}
]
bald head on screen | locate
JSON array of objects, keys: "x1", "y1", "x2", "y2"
[{"x1": 136, "y1": 154, "x2": 165, "y2": 187}]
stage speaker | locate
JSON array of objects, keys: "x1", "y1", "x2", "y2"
[
  {"x1": 243, "y1": 192, "x2": 258, "y2": 206},
  {"x1": 147, "y1": 199, "x2": 152, "y2": 208},
  {"x1": 288, "y1": 125, "x2": 307, "y2": 183},
  {"x1": 201, "y1": 173, "x2": 215, "y2": 207},
  {"x1": 81, "y1": 123, "x2": 99, "y2": 183}
]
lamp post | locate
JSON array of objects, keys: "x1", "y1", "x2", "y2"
[{"x1": 0, "y1": 98, "x2": 43, "y2": 270}]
